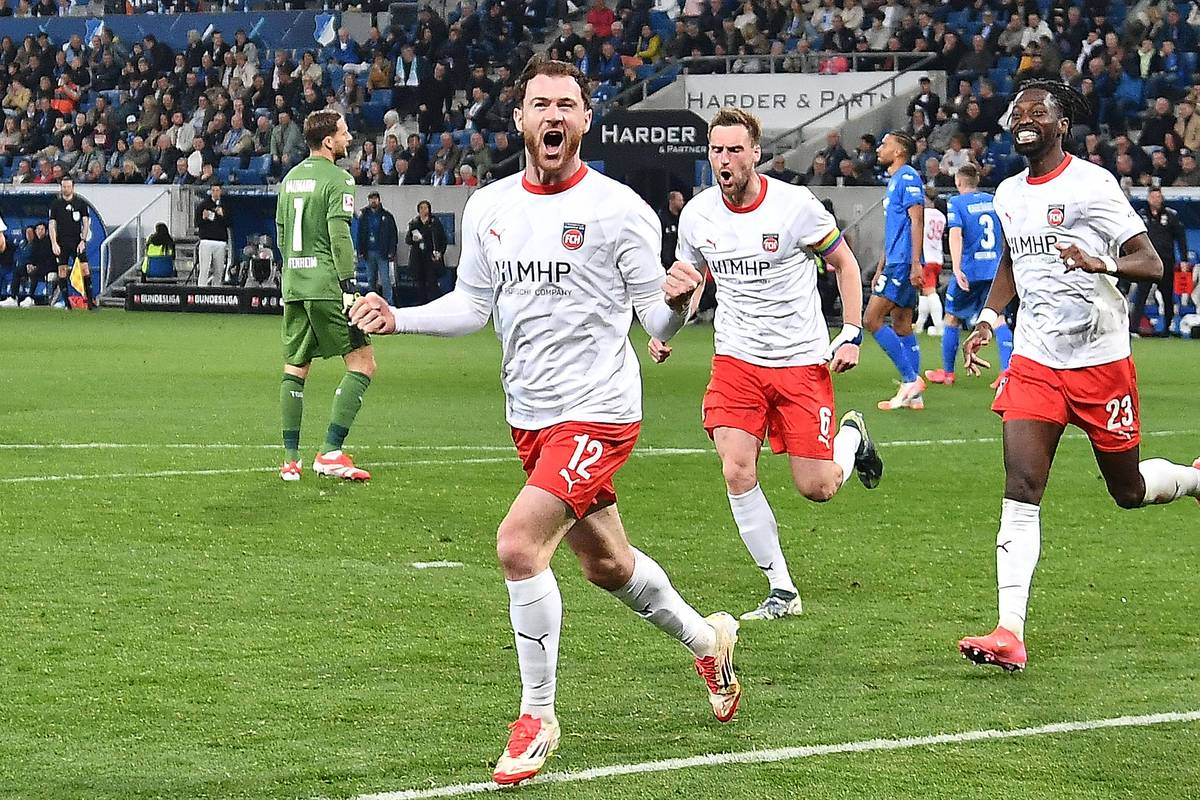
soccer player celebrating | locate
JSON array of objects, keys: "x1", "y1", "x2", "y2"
[
  {"x1": 649, "y1": 107, "x2": 883, "y2": 622},
  {"x1": 866, "y1": 132, "x2": 926, "y2": 410},
  {"x1": 350, "y1": 58, "x2": 741, "y2": 785},
  {"x1": 276, "y1": 110, "x2": 376, "y2": 482},
  {"x1": 924, "y1": 163, "x2": 1012, "y2": 385},
  {"x1": 914, "y1": 186, "x2": 946, "y2": 337},
  {"x1": 957, "y1": 80, "x2": 1200, "y2": 672},
  {"x1": 48, "y1": 177, "x2": 95, "y2": 309}
]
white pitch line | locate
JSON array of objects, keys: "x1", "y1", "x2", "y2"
[
  {"x1": 351, "y1": 709, "x2": 1200, "y2": 800},
  {"x1": 410, "y1": 561, "x2": 465, "y2": 569},
  {"x1": 0, "y1": 430, "x2": 1190, "y2": 484},
  {"x1": 0, "y1": 429, "x2": 1188, "y2": 453}
]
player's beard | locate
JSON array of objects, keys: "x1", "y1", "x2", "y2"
[
  {"x1": 717, "y1": 165, "x2": 751, "y2": 202},
  {"x1": 527, "y1": 125, "x2": 582, "y2": 179}
]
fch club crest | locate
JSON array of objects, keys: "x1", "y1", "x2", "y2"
[
  {"x1": 562, "y1": 223, "x2": 586, "y2": 250},
  {"x1": 1047, "y1": 204, "x2": 1065, "y2": 226},
  {"x1": 762, "y1": 233, "x2": 779, "y2": 253}
]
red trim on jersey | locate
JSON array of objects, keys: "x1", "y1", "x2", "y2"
[
  {"x1": 1026, "y1": 153, "x2": 1072, "y2": 185},
  {"x1": 722, "y1": 175, "x2": 769, "y2": 213},
  {"x1": 522, "y1": 164, "x2": 588, "y2": 194}
]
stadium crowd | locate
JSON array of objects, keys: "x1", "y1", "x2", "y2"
[{"x1": 1, "y1": 0, "x2": 1200, "y2": 189}]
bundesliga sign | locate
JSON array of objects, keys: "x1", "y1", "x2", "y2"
[{"x1": 126, "y1": 285, "x2": 284, "y2": 314}]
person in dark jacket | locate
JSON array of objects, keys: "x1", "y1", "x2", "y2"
[
  {"x1": 1130, "y1": 187, "x2": 1190, "y2": 335},
  {"x1": 356, "y1": 191, "x2": 399, "y2": 304},
  {"x1": 405, "y1": 200, "x2": 448, "y2": 303}
]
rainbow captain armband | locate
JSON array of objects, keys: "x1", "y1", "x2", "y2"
[{"x1": 813, "y1": 227, "x2": 845, "y2": 257}]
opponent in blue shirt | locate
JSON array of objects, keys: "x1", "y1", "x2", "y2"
[
  {"x1": 924, "y1": 163, "x2": 1014, "y2": 385},
  {"x1": 865, "y1": 131, "x2": 926, "y2": 410}
]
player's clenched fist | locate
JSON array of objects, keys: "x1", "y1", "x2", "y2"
[
  {"x1": 647, "y1": 337, "x2": 672, "y2": 363},
  {"x1": 350, "y1": 292, "x2": 396, "y2": 334},
  {"x1": 664, "y1": 260, "x2": 704, "y2": 311},
  {"x1": 1055, "y1": 242, "x2": 1105, "y2": 273}
]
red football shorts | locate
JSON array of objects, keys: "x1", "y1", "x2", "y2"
[
  {"x1": 923, "y1": 262, "x2": 942, "y2": 290},
  {"x1": 992, "y1": 355, "x2": 1140, "y2": 452},
  {"x1": 511, "y1": 421, "x2": 640, "y2": 518},
  {"x1": 702, "y1": 354, "x2": 836, "y2": 459}
]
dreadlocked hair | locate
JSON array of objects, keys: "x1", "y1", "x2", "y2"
[
  {"x1": 1010, "y1": 79, "x2": 1092, "y2": 130},
  {"x1": 889, "y1": 130, "x2": 916, "y2": 157}
]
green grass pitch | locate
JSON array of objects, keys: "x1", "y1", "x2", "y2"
[{"x1": 1, "y1": 311, "x2": 1197, "y2": 800}]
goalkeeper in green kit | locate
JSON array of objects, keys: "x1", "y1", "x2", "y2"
[{"x1": 276, "y1": 109, "x2": 376, "y2": 481}]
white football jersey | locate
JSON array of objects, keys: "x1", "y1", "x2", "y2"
[
  {"x1": 993, "y1": 155, "x2": 1146, "y2": 369},
  {"x1": 677, "y1": 176, "x2": 840, "y2": 367},
  {"x1": 455, "y1": 165, "x2": 663, "y2": 428},
  {"x1": 923, "y1": 206, "x2": 946, "y2": 265}
]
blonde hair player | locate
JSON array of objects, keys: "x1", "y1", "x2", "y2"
[{"x1": 649, "y1": 107, "x2": 883, "y2": 621}]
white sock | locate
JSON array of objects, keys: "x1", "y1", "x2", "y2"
[
  {"x1": 728, "y1": 484, "x2": 798, "y2": 595},
  {"x1": 832, "y1": 424, "x2": 862, "y2": 490},
  {"x1": 611, "y1": 548, "x2": 717, "y2": 658},
  {"x1": 916, "y1": 294, "x2": 930, "y2": 330},
  {"x1": 996, "y1": 498, "x2": 1041, "y2": 640},
  {"x1": 1138, "y1": 458, "x2": 1200, "y2": 505},
  {"x1": 506, "y1": 569, "x2": 561, "y2": 720},
  {"x1": 927, "y1": 292, "x2": 944, "y2": 333}
]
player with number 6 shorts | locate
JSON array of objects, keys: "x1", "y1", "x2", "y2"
[
  {"x1": 648, "y1": 107, "x2": 884, "y2": 623},
  {"x1": 276, "y1": 110, "x2": 376, "y2": 482},
  {"x1": 956, "y1": 80, "x2": 1200, "y2": 673},
  {"x1": 349, "y1": 57, "x2": 741, "y2": 787}
]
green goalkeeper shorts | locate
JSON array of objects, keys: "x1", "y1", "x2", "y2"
[{"x1": 282, "y1": 299, "x2": 370, "y2": 366}]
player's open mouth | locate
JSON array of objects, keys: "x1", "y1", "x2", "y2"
[
  {"x1": 542, "y1": 130, "x2": 564, "y2": 157},
  {"x1": 1014, "y1": 128, "x2": 1040, "y2": 145},
  {"x1": 718, "y1": 169, "x2": 733, "y2": 183}
]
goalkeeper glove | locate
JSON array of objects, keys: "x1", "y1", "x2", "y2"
[
  {"x1": 340, "y1": 278, "x2": 360, "y2": 315},
  {"x1": 825, "y1": 323, "x2": 863, "y2": 362}
]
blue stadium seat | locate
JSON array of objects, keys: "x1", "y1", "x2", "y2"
[
  {"x1": 218, "y1": 156, "x2": 241, "y2": 173},
  {"x1": 649, "y1": 10, "x2": 674, "y2": 39},
  {"x1": 997, "y1": 56, "x2": 1019, "y2": 74},
  {"x1": 453, "y1": 129, "x2": 472, "y2": 147},
  {"x1": 369, "y1": 88, "x2": 393, "y2": 107},
  {"x1": 360, "y1": 102, "x2": 389, "y2": 128},
  {"x1": 249, "y1": 154, "x2": 272, "y2": 175},
  {"x1": 232, "y1": 168, "x2": 265, "y2": 185}
]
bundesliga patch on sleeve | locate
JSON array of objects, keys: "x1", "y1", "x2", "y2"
[{"x1": 342, "y1": 193, "x2": 354, "y2": 214}]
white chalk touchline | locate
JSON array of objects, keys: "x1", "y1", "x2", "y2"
[
  {"x1": 0, "y1": 430, "x2": 1189, "y2": 484},
  {"x1": 410, "y1": 561, "x2": 465, "y2": 569},
  {"x1": 0, "y1": 429, "x2": 1188, "y2": 453},
  {"x1": 349, "y1": 709, "x2": 1200, "y2": 800}
]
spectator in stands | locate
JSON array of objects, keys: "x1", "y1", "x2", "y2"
[
  {"x1": 597, "y1": 41, "x2": 623, "y2": 84},
  {"x1": 462, "y1": 130, "x2": 493, "y2": 179},
  {"x1": 394, "y1": 44, "x2": 427, "y2": 118},
  {"x1": 330, "y1": 27, "x2": 364, "y2": 72},
  {"x1": 427, "y1": 158, "x2": 453, "y2": 185},
  {"x1": 922, "y1": 155, "x2": 953, "y2": 188},
  {"x1": 380, "y1": 134, "x2": 403, "y2": 181},
  {"x1": 636, "y1": 24, "x2": 662, "y2": 63},
  {"x1": 940, "y1": 133, "x2": 969, "y2": 176},
  {"x1": 852, "y1": 134, "x2": 878, "y2": 174},
  {"x1": 907, "y1": 107, "x2": 932, "y2": 142},
  {"x1": 431, "y1": 131, "x2": 464, "y2": 174},
  {"x1": 0, "y1": 117, "x2": 21, "y2": 155},
  {"x1": 815, "y1": 129, "x2": 848, "y2": 178},
  {"x1": 1141, "y1": 96, "x2": 1177, "y2": 148},
  {"x1": 1175, "y1": 151, "x2": 1200, "y2": 186},
  {"x1": 463, "y1": 85, "x2": 493, "y2": 131},
  {"x1": 457, "y1": 163, "x2": 478, "y2": 187},
  {"x1": 418, "y1": 61, "x2": 454, "y2": 134},
  {"x1": 801, "y1": 154, "x2": 834, "y2": 186},
  {"x1": 836, "y1": 158, "x2": 866, "y2": 186},
  {"x1": 956, "y1": 35, "x2": 993, "y2": 81},
  {"x1": 1158, "y1": 6, "x2": 1197, "y2": 51},
  {"x1": 10, "y1": 159, "x2": 32, "y2": 184},
  {"x1": 587, "y1": 0, "x2": 616, "y2": 39},
  {"x1": 172, "y1": 157, "x2": 192, "y2": 185},
  {"x1": 928, "y1": 105, "x2": 960, "y2": 153},
  {"x1": 269, "y1": 110, "x2": 304, "y2": 177},
  {"x1": 368, "y1": 53, "x2": 393, "y2": 92},
  {"x1": 763, "y1": 154, "x2": 800, "y2": 184},
  {"x1": 217, "y1": 113, "x2": 252, "y2": 160},
  {"x1": 402, "y1": 133, "x2": 430, "y2": 183},
  {"x1": 908, "y1": 76, "x2": 940, "y2": 121}
]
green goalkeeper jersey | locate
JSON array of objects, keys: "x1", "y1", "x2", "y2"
[{"x1": 277, "y1": 156, "x2": 357, "y2": 302}]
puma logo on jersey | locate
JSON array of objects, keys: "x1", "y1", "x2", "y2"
[
  {"x1": 704, "y1": 238, "x2": 718, "y2": 249},
  {"x1": 488, "y1": 228, "x2": 503, "y2": 243},
  {"x1": 517, "y1": 631, "x2": 551, "y2": 651},
  {"x1": 559, "y1": 469, "x2": 580, "y2": 493}
]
